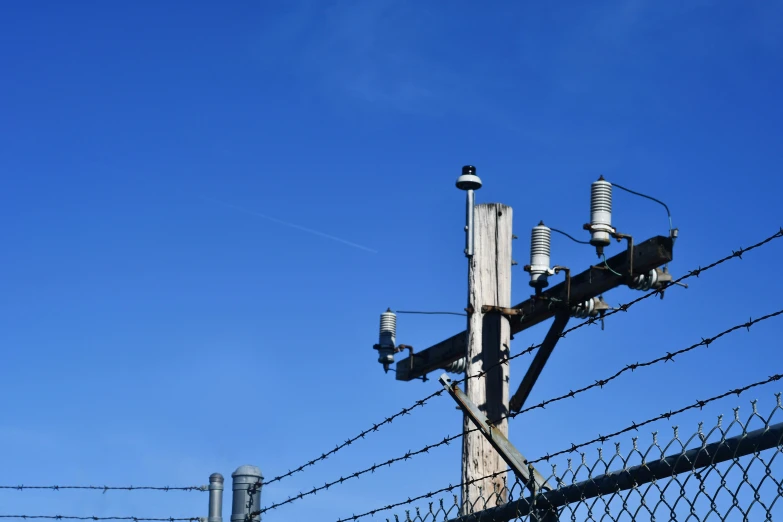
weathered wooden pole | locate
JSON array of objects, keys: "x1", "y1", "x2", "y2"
[{"x1": 462, "y1": 202, "x2": 513, "y2": 514}]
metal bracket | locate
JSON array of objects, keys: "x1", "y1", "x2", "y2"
[{"x1": 438, "y1": 374, "x2": 553, "y2": 495}]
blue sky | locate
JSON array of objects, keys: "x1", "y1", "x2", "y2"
[{"x1": 1, "y1": 1, "x2": 782, "y2": 520}]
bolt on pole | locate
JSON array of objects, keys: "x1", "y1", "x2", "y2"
[{"x1": 231, "y1": 465, "x2": 263, "y2": 522}]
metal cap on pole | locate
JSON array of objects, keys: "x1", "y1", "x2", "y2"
[
  {"x1": 208, "y1": 473, "x2": 224, "y2": 522},
  {"x1": 231, "y1": 465, "x2": 263, "y2": 522},
  {"x1": 456, "y1": 165, "x2": 482, "y2": 257}
]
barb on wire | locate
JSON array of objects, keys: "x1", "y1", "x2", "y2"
[
  {"x1": 261, "y1": 228, "x2": 782, "y2": 494},
  {"x1": 335, "y1": 371, "x2": 783, "y2": 522},
  {"x1": 260, "y1": 307, "x2": 783, "y2": 514},
  {"x1": 0, "y1": 515, "x2": 201, "y2": 522},
  {"x1": 0, "y1": 485, "x2": 206, "y2": 493}
]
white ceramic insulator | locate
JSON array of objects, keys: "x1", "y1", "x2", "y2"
[
  {"x1": 571, "y1": 297, "x2": 597, "y2": 319},
  {"x1": 630, "y1": 269, "x2": 659, "y2": 291},
  {"x1": 377, "y1": 310, "x2": 396, "y2": 366},
  {"x1": 379, "y1": 311, "x2": 396, "y2": 348},
  {"x1": 444, "y1": 357, "x2": 466, "y2": 374},
  {"x1": 590, "y1": 179, "x2": 613, "y2": 247},
  {"x1": 529, "y1": 223, "x2": 552, "y2": 288}
]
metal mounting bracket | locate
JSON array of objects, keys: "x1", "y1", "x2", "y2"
[{"x1": 438, "y1": 374, "x2": 553, "y2": 495}]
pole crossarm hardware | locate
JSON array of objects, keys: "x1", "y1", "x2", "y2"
[
  {"x1": 439, "y1": 374, "x2": 552, "y2": 495},
  {"x1": 509, "y1": 312, "x2": 570, "y2": 413},
  {"x1": 396, "y1": 236, "x2": 673, "y2": 381}
]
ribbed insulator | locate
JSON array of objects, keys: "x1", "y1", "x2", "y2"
[
  {"x1": 590, "y1": 178, "x2": 613, "y2": 248},
  {"x1": 444, "y1": 357, "x2": 466, "y2": 374},
  {"x1": 571, "y1": 297, "x2": 597, "y2": 319},
  {"x1": 629, "y1": 269, "x2": 659, "y2": 291},
  {"x1": 531, "y1": 226, "x2": 551, "y2": 256},
  {"x1": 591, "y1": 180, "x2": 612, "y2": 216},
  {"x1": 379, "y1": 310, "x2": 396, "y2": 348},
  {"x1": 529, "y1": 222, "x2": 552, "y2": 289}
]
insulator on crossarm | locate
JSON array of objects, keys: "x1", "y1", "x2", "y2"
[
  {"x1": 570, "y1": 296, "x2": 610, "y2": 319},
  {"x1": 528, "y1": 222, "x2": 552, "y2": 289},
  {"x1": 590, "y1": 176, "x2": 613, "y2": 250},
  {"x1": 443, "y1": 357, "x2": 466, "y2": 374},
  {"x1": 570, "y1": 297, "x2": 597, "y2": 319},
  {"x1": 375, "y1": 309, "x2": 397, "y2": 371},
  {"x1": 629, "y1": 269, "x2": 660, "y2": 291}
]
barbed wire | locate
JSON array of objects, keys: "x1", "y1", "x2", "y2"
[
  {"x1": 508, "y1": 308, "x2": 783, "y2": 423},
  {"x1": 257, "y1": 431, "x2": 464, "y2": 514},
  {"x1": 259, "y1": 227, "x2": 783, "y2": 506},
  {"x1": 259, "y1": 227, "x2": 783, "y2": 503},
  {"x1": 257, "y1": 306, "x2": 783, "y2": 514},
  {"x1": 261, "y1": 387, "x2": 446, "y2": 486},
  {"x1": 335, "y1": 372, "x2": 783, "y2": 521},
  {"x1": 0, "y1": 486, "x2": 206, "y2": 493},
  {"x1": 0, "y1": 515, "x2": 202, "y2": 522},
  {"x1": 527, "y1": 372, "x2": 783, "y2": 464}
]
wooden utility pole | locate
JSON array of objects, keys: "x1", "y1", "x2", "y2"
[{"x1": 462, "y1": 203, "x2": 513, "y2": 514}]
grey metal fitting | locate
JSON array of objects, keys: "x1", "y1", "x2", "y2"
[
  {"x1": 208, "y1": 473, "x2": 224, "y2": 522},
  {"x1": 456, "y1": 165, "x2": 482, "y2": 257},
  {"x1": 231, "y1": 465, "x2": 263, "y2": 522}
]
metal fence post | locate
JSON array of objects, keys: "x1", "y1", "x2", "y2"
[
  {"x1": 231, "y1": 465, "x2": 263, "y2": 522},
  {"x1": 208, "y1": 473, "x2": 224, "y2": 522}
]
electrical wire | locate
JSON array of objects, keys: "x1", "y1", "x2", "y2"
[
  {"x1": 396, "y1": 311, "x2": 468, "y2": 317},
  {"x1": 601, "y1": 253, "x2": 624, "y2": 277},
  {"x1": 612, "y1": 182, "x2": 674, "y2": 236},
  {"x1": 335, "y1": 372, "x2": 783, "y2": 522},
  {"x1": 549, "y1": 228, "x2": 591, "y2": 245}
]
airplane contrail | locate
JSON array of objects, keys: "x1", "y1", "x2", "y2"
[{"x1": 200, "y1": 196, "x2": 379, "y2": 254}]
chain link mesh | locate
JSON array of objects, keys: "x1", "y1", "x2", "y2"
[{"x1": 382, "y1": 393, "x2": 783, "y2": 522}]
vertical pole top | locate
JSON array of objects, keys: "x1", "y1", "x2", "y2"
[
  {"x1": 231, "y1": 465, "x2": 263, "y2": 486},
  {"x1": 209, "y1": 473, "x2": 224, "y2": 489}
]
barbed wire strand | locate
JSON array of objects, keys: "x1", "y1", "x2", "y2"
[
  {"x1": 334, "y1": 371, "x2": 783, "y2": 522},
  {"x1": 0, "y1": 486, "x2": 206, "y2": 493},
  {"x1": 509, "y1": 309, "x2": 783, "y2": 424},
  {"x1": 257, "y1": 307, "x2": 783, "y2": 514},
  {"x1": 260, "y1": 227, "x2": 782, "y2": 490},
  {"x1": 261, "y1": 387, "x2": 446, "y2": 486},
  {"x1": 0, "y1": 515, "x2": 201, "y2": 522}
]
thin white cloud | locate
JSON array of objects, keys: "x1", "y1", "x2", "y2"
[{"x1": 201, "y1": 196, "x2": 378, "y2": 254}]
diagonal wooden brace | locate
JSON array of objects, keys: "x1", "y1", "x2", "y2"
[{"x1": 439, "y1": 374, "x2": 553, "y2": 495}]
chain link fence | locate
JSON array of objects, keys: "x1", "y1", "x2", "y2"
[{"x1": 385, "y1": 393, "x2": 783, "y2": 522}]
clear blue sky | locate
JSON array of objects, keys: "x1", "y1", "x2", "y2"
[{"x1": 2, "y1": 1, "x2": 782, "y2": 520}]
